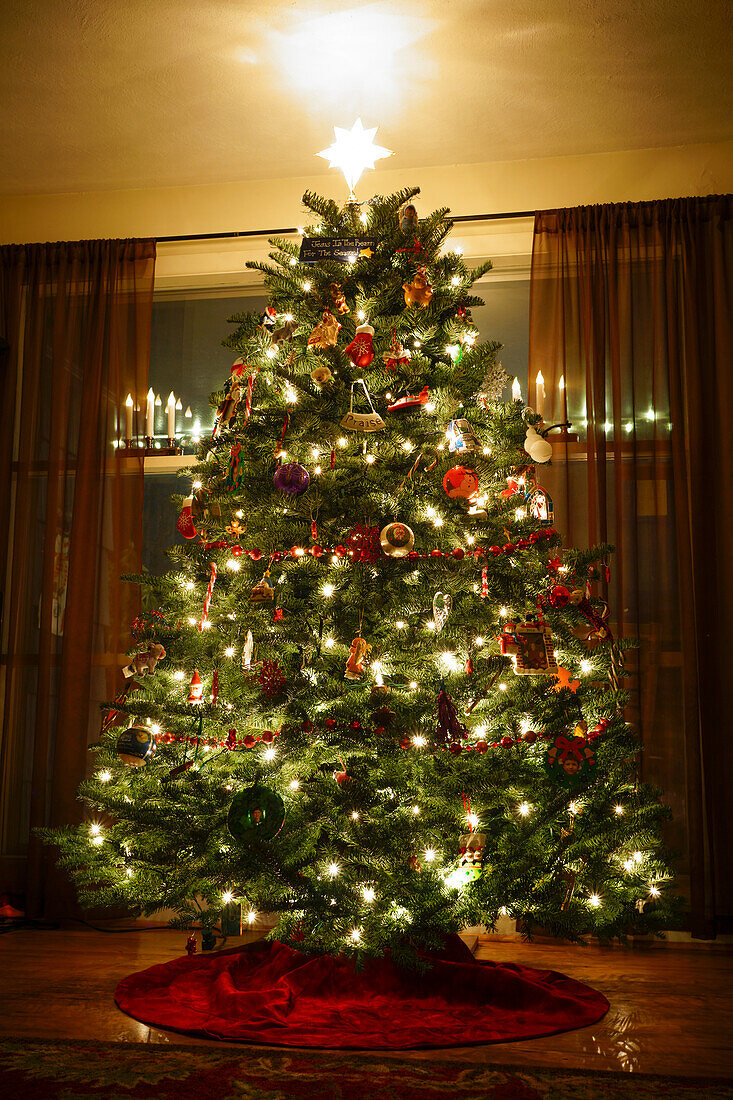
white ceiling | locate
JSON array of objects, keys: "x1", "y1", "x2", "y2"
[{"x1": 1, "y1": 0, "x2": 731, "y2": 196}]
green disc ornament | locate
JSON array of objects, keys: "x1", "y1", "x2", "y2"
[{"x1": 227, "y1": 785, "x2": 285, "y2": 842}]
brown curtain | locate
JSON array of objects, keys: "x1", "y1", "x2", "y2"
[
  {"x1": 529, "y1": 196, "x2": 733, "y2": 936},
  {"x1": 0, "y1": 239, "x2": 155, "y2": 916}
]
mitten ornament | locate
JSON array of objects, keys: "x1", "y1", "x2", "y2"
[{"x1": 345, "y1": 323, "x2": 375, "y2": 368}]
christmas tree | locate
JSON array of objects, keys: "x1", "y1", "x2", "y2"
[{"x1": 48, "y1": 178, "x2": 676, "y2": 963}]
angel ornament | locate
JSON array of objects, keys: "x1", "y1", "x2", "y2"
[
  {"x1": 308, "y1": 310, "x2": 341, "y2": 350},
  {"x1": 345, "y1": 635, "x2": 372, "y2": 681}
]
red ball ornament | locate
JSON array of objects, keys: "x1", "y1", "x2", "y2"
[
  {"x1": 548, "y1": 584, "x2": 571, "y2": 608},
  {"x1": 261, "y1": 730, "x2": 275, "y2": 743},
  {"x1": 502, "y1": 542, "x2": 516, "y2": 553},
  {"x1": 501, "y1": 736, "x2": 514, "y2": 747},
  {"x1": 231, "y1": 545, "x2": 243, "y2": 557},
  {"x1": 489, "y1": 545, "x2": 502, "y2": 556},
  {"x1": 334, "y1": 770, "x2": 351, "y2": 786},
  {"x1": 242, "y1": 734, "x2": 256, "y2": 748},
  {"x1": 310, "y1": 545, "x2": 324, "y2": 557},
  {"x1": 522, "y1": 730, "x2": 537, "y2": 744},
  {"x1": 475, "y1": 740, "x2": 488, "y2": 754},
  {"x1": 399, "y1": 736, "x2": 411, "y2": 750},
  {"x1": 528, "y1": 532, "x2": 541, "y2": 544},
  {"x1": 452, "y1": 548, "x2": 465, "y2": 560},
  {"x1": 516, "y1": 538, "x2": 529, "y2": 549},
  {"x1": 443, "y1": 466, "x2": 479, "y2": 500},
  {"x1": 407, "y1": 550, "x2": 420, "y2": 560},
  {"x1": 325, "y1": 718, "x2": 337, "y2": 729},
  {"x1": 449, "y1": 741, "x2": 463, "y2": 755},
  {"x1": 430, "y1": 548, "x2": 442, "y2": 557},
  {"x1": 250, "y1": 548, "x2": 263, "y2": 559}
]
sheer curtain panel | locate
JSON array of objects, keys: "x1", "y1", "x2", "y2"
[
  {"x1": 529, "y1": 197, "x2": 732, "y2": 935},
  {"x1": 0, "y1": 239, "x2": 155, "y2": 916}
]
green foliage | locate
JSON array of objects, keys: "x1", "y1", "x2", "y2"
[{"x1": 45, "y1": 187, "x2": 678, "y2": 958}]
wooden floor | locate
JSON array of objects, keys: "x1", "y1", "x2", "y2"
[{"x1": 1, "y1": 925, "x2": 732, "y2": 1079}]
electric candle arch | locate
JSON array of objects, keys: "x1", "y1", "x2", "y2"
[{"x1": 48, "y1": 125, "x2": 675, "y2": 971}]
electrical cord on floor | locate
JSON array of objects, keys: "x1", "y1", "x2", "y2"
[{"x1": 0, "y1": 914, "x2": 228, "y2": 950}]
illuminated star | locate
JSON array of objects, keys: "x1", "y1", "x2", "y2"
[{"x1": 317, "y1": 119, "x2": 392, "y2": 197}]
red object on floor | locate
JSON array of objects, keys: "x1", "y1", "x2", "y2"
[{"x1": 114, "y1": 936, "x2": 609, "y2": 1049}]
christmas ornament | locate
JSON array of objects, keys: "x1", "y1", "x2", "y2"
[
  {"x1": 317, "y1": 119, "x2": 392, "y2": 199},
  {"x1": 546, "y1": 731, "x2": 597, "y2": 788},
  {"x1": 177, "y1": 496, "x2": 196, "y2": 540},
  {"x1": 272, "y1": 318, "x2": 298, "y2": 345},
  {"x1": 220, "y1": 442, "x2": 242, "y2": 492},
  {"x1": 329, "y1": 282, "x2": 350, "y2": 315},
  {"x1": 122, "y1": 642, "x2": 166, "y2": 679},
  {"x1": 436, "y1": 681, "x2": 467, "y2": 744},
  {"x1": 446, "y1": 419, "x2": 480, "y2": 454},
  {"x1": 459, "y1": 832, "x2": 486, "y2": 867},
  {"x1": 307, "y1": 310, "x2": 341, "y2": 349},
  {"x1": 101, "y1": 683, "x2": 133, "y2": 733},
  {"x1": 260, "y1": 305, "x2": 277, "y2": 330},
  {"x1": 552, "y1": 666, "x2": 581, "y2": 693},
  {"x1": 187, "y1": 669, "x2": 204, "y2": 703},
  {"x1": 524, "y1": 426, "x2": 553, "y2": 464},
  {"x1": 382, "y1": 331, "x2": 411, "y2": 372},
  {"x1": 345, "y1": 322, "x2": 375, "y2": 368},
  {"x1": 345, "y1": 636, "x2": 372, "y2": 680},
  {"x1": 525, "y1": 484, "x2": 555, "y2": 526},
  {"x1": 400, "y1": 203, "x2": 419, "y2": 234},
  {"x1": 346, "y1": 523, "x2": 381, "y2": 562},
  {"x1": 249, "y1": 569, "x2": 275, "y2": 604},
  {"x1": 499, "y1": 619, "x2": 559, "y2": 675},
  {"x1": 258, "y1": 659, "x2": 287, "y2": 697},
  {"x1": 432, "y1": 591, "x2": 452, "y2": 632},
  {"x1": 227, "y1": 785, "x2": 285, "y2": 843},
  {"x1": 341, "y1": 379, "x2": 385, "y2": 432},
  {"x1": 116, "y1": 724, "x2": 155, "y2": 767},
  {"x1": 199, "y1": 563, "x2": 217, "y2": 631},
  {"x1": 310, "y1": 364, "x2": 333, "y2": 386},
  {"x1": 242, "y1": 629, "x2": 254, "y2": 670},
  {"x1": 403, "y1": 270, "x2": 433, "y2": 308},
  {"x1": 443, "y1": 466, "x2": 479, "y2": 499},
  {"x1": 213, "y1": 371, "x2": 245, "y2": 438},
  {"x1": 273, "y1": 462, "x2": 310, "y2": 498},
  {"x1": 387, "y1": 385, "x2": 430, "y2": 412},
  {"x1": 225, "y1": 519, "x2": 245, "y2": 538},
  {"x1": 210, "y1": 669, "x2": 219, "y2": 705},
  {"x1": 186, "y1": 933, "x2": 197, "y2": 955},
  {"x1": 192, "y1": 489, "x2": 222, "y2": 530},
  {"x1": 380, "y1": 521, "x2": 414, "y2": 557}
]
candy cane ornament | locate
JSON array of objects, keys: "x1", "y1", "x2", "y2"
[{"x1": 199, "y1": 563, "x2": 217, "y2": 631}]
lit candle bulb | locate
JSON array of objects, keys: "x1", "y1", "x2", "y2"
[
  {"x1": 535, "y1": 371, "x2": 545, "y2": 417},
  {"x1": 124, "y1": 394, "x2": 133, "y2": 442},
  {"x1": 511, "y1": 377, "x2": 522, "y2": 403},
  {"x1": 146, "y1": 388, "x2": 155, "y2": 440},
  {"x1": 166, "y1": 392, "x2": 176, "y2": 440}
]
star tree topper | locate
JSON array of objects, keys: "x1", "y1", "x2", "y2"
[{"x1": 317, "y1": 119, "x2": 392, "y2": 199}]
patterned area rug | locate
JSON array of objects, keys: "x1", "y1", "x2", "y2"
[{"x1": 0, "y1": 1039, "x2": 731, "y2": 1100}]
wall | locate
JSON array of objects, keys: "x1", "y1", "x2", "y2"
[{"x1": 1, "y1": 140, "x2": 731, "y2": 248}]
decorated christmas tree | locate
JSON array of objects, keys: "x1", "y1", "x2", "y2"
[{"x1": 48, "y1": 151, "x2": 676, "y2": 964}]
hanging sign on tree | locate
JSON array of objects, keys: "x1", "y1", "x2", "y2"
[{"x1": 299, "y1": 236, "x2": 376, "y2": 263}]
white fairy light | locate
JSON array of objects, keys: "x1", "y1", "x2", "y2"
[
  {"x1": 425, "y1": 402, "x2": 435, "y2": 412},
  {"x1": 322, "y1": 583, "x2": 335, "y2": 597},
  {"x1": 365, "y1": 453, "x2": 375, "y2": 464},
  {"x1": 649, "y1": 884, "x2": 661, "y2": 898},
  {"x1": 192, "y1": 480, "x2": 202, "y2": 491},
  {"x1": 224, "y1": 647, "x2": 235, "y2": 658},
  {"x1": 633, "y1": 851, "x2": 643, "y2": 863},
  {"x1": 475, "y1": 636, "x2": 484, "y2": 646},
  {"x1": 614, "y1": 804, "x2": 624, "y2": 815},
  {"x1": 289, "y1": 779, "x2": 300, "y2": 791},
  {"x1": 351, "y1": 811, "x2": 360, "y2": 821},
  {"x1": 580, "y1": 659, "x2": 592, "y2": 673},
  {"x1": 499, "y1": 606, "x2": 509, "y2": 617},
  {"x1": 517, "y1": 802, "x2": 531, "y2": 817},
  {"x1": 92, "y1": 834, "x2": 104, "y2": 846},
  {"x1": 409, "y1": 681, "x2": 417, "y2": 690},
  {"x1": 424, "y1": 848, "x2": 436, "y2": 862},
  {"x1": 466, "y1": 812, "x2": 479, "y2": 828},
  {"x1": 303, "y1": 281, "x2": 312, "y2": 292},
  {"x1": 482, "y1": 446, "x2": 491, "y2": 455},
  {"x1": 451, "y1": 275, "x2": 460, "y2": 286},
  {"x1": 174, "y1": 670, "x2": 185, "y2": 681},
  {"x1": 350, "y1": 927, "x2": 362, "y2": 942},
  {"x1": 226, "y1": 559, "x2": 240, "y2": 571},
  {"x1": 89, "y1": 822, "x2": 101, "y2": 835},
  {"x1": 222, "y1": 890, "x2": 234, "y2": 904},
  {"x1": 247, "y1": 910, "x2": 257, "y2": 924},
  {"x1": 362, "y1": 886, "x2": 376, "y2": 903},
  {"x1": 412, "y1": 805, "x2": 420, "y2": 815},
  {"x1": 622, "y1": 858, "x2": 635, "y2": 872},
  {"x1": 263, "y1": 747, "x2": 276, "y2": 762},
  {"x1": 402, "y1": 440, "x2": 413, "y2": 452},
  {"x1": 98, "y1": 770, "x2": 112, "y2": 783},
  {"x1": 338, "y1": 437, "x2": 347, "y2": 448},
  {"x1": 440, "y1": 651, "x2": 459, "y2": 672},
  {"x1": 357, "y1": 310, "x2": 366, "y2": 321},
  {"x1": 328, "y1": 862, "x2": 340, "y2": 878},
  {"x1": 202, "y1": 620, "x2": 212, "y2": 630},
  {"x1": 412, "y1": 735, "x2": 426, "y2": 748},
  {"x1": 187, "y1": 616, "x2": 197, "y2": 625},
  {"x1": 588, "y1": 893, "x2": 602, "y2": 908},
  {"x1": 498, "y1": 682, "x2": 508, "y2": 691}
]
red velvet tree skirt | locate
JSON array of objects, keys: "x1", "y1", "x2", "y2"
[{"x1": 114, "y1": 936, "x2": 609, "y2": 1049}]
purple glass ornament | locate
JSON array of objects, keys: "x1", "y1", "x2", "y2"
[{"x1": 273, "y1": 462, "x2": 310, "y2": 497}]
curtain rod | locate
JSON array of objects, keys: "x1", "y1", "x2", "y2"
[{"x1": 155, "y1": 209, "x2": 535, "y2": 245}]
